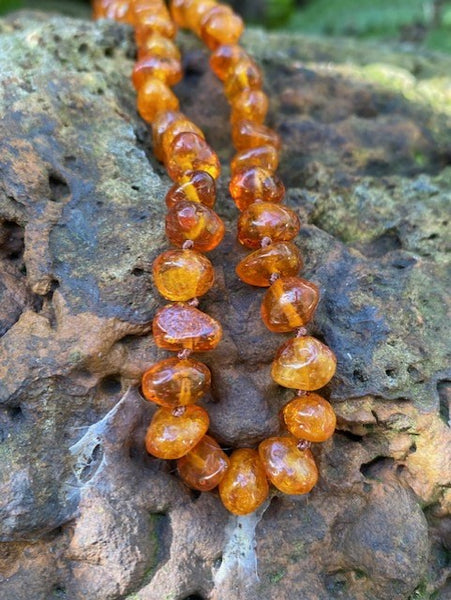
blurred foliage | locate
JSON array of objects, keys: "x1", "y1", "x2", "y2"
[{"x1": 0, "y1": 0, "x2": 450, "y2": 53}]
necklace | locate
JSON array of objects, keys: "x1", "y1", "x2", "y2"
[{"x1": 93, "y1": 0, "x2": 337, "y2": 516}]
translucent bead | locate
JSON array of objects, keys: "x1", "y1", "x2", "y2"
[
  {"x1": 209, "y1": 44, "x2": 248, "y2": 81},
  {"x1": 283, "y1": 393, "x2": 336, "y2": 442},
  {"x1": 200, "y1": 6, "x2": 244, "y2": 50},
  {"x1": 165, "y1": 170, "x2": 216, "y2": 209},
  {"x1": 232, "y1": 119, "x2": 281, "y2": 152},
  {"x1": 137, "y1": 33, "x2": 181, "y2": 61},
  {"x1": 271, "y1": 336, "x2": 337, "y2": 390},
  {"x1": 166, "y1": 132, "x2": 221, "y2": 182},
  {"x1": 258, "y1": 437, "x2": 318, "y2": 495},
  {"x1": 218, "y1": 448, "x2": 269, "y2": 515},
  {"x1": 137, "y1": 79, "x2": 179, "y2": 123},
  {"x1": 152, "y1": 303, "x2": 222, "y2": 351},
  {"x1": 236, "y1": 242, "x2": 302, "y2": 287},
  {"x1": 153, "y1": 248, "x2": 215, "y2": 301},
  {"x1": 169, "y1": 0, "x2": 187, "y2": 26},
  {"x1": 224, "y1": 58, "x2": 263, "y2": 100},
  {"x1": 229, "y1": 167, "x2": 285, "y2": 211},
  {"x1": 261, "y1": 276, "x2": 319, "y2": 332},
  {"x1": 161, "y1": 118, "x2": 205, "y2": 162},
  {"x1": 145, "y1": 405, "x2": 209, "y2": 459},
  {"x1": 177, "y1": 435, "x2": 229, "y2": 491},
  {"x1": 230, "y1": 89, "x2": 269, "y2": 125},
  {"x1": 132, "y1": 55, "x2": 182, "y2": 89},
  {"x1": 237, "y1": 202, "x2": 300, "y2": 249},
  {"x1": 141, "y1": 357, "x2": 211, "y2": 408},
  {"x1": 134, "y1": 8, "x2": 177, "y2": 43},
  {"x1": 185, "y1": 0, "x2": 218, "y2": 34},
  {"x1": 95, "y1": 0, "x2": 130, "y2": 21},
  {"x1": 231, "y1": 145, "x2": 279, "y2": 175},
  {"x1": 152, "y1": 110, "x2": 183, "y2": 161},
  {"x1": 165, "y1": 200, "x2": 224, "y2": 252}
]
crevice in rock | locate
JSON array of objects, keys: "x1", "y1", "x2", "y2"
[
  {"x1": 360, "y1": 456, "x2": 395, "y2": 479},
  {"x1": 99, "y1": 374, "x2": 122, "y2": 395},
  {"x1": 48, "y1": 171, "x2": 71, "y2": 203},
  {"x1": 437, "y1": 380, "x2": 450, "y2": 425}
]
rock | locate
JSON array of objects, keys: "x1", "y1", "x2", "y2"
[{"x1": 0, "y1": 9, "x2": 450, "y2": 600}]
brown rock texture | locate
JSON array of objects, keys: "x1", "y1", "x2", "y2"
[{"x1": 0, "y1": 10, "x2": 450, "y2": 600}]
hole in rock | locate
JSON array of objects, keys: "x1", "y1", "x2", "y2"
[
  {"x1": 7, "y1": 405, "x2": 24, "y2": 422},
  {"x1": 131, "y1": 184, "x2": 140, "y2": 191},
  {"x1": 48, "y1": 172, "x2": 70, "y2": 202},
  {"x1": 104, "y1": 47, "x2": 114, "y2": 57},
  {"x1": 188, "y1": 488, "x2": 202, "y2": 502},
  {"x1": 182, "y1": 595, "x2": 205, "y2": 600},
  {"x1": 340, "y1": 431, "x2": 363, "y2": 443},
  {"x1": 99, "y1": 375, "x2": 122, "y2": 395},
  {"x1": 437, "y1": 380, "x2": 450, "y2": 425},
  {"x1": 78, "y1": 43, "x2": 88, "y2": 54},
  {"x1": 385, "y1": 368, "x2": 397, "y2": 378},
  {"x1": 353, "y1": 369, "x2": 368, "y2": 383},
  {"x1": 132, "y1": 267, "x2": 145, "y2": 277},
  {"x1": 360, "y1": 456, "x2": 394, "y2": 479},
  {"x1": 0, "y1": 220, "x2": 24, "y2": 261}
]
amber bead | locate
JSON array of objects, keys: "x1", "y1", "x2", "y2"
[
  {"x1": 224, "y1": 58, "x2": 263, "y2": 101},
  {"x1": 145, "y1": 405, "x2": 209, "y2": 459},
  {"x1": 153, "y1": 248, "x2": 214, "y2": 301},
  {"x1": 152, "y1": 110, "x2": 183, "y2": 161},
  {"x1": 229, "y1": 167, "x2": 285, "y2": 212},
  {"x1": 177, "y1": 435, "x2": 229, "y2": 491},
  {"x1": 152, "y1": 303, "x2": 222, "y2": 352},
  {"x1": 137, "y1": 79, "x2": 179, "y2": 123},
  {"x1": 185, "y1": 0, "x2": 218, "y2": 34},
  {"x1": 161, "y1": 119, "x2": 205, "y2": 162},
  {"x1": 232, "y1": 120, "x2": 281, "y2": 152},
  {"x1": 134, "y1": 8, "x2": 177, "y2": 43},
  {"x1": 209, "y1": 44, "x2": 248, "y2": 81},
  {"x1": 236, "y1": 242, "x2": 303, "y2": 287},
  {"x1": 283, "y1": 393, "x2": 336, "y2": 442},
  {"x1": 165, "y1": 200, "x2": 224, "y2": 252},
  {"x1": 230, "y1": 89, "x2": 269, "y2": 125},
  {"x1": 231, "y1": 145, "x2": 279, "y2": 175},
  {"x1": 219, "y1": 448, "x2": 269, "y2": 515},
  {"x1": 271, "y1": 336, "x2": 336, "y2": 390},
  {"x1": 261, "y1": 277, "x2": 319, "y2": 332},
  {"x1": 200, "y1": 6, "x2": 244, "y2": 51},
  {"x1": 166, "y1": 132, "x2": 221, "y2": 182},
  {"x1": 95, "y1": 0, "x2": 130, "y2": 21},
  {"x1": 237, "y1": 202, "x2": 300, "y2": 249},
  {"x1": 258, "y1": 437, "x2": 318, "y2": 495},
  {"x1": 142, "y1": 357, "x2": 211, "y2": 408},
  {"x1": 165, "y1": 171, "x2": 216, "y2": 209},
  {"x1": 137, "y1": 33, "x2": 181, "y2": 61},
  {"x1": 132, "y1": 55, "x2": 182, "y2": 89}
]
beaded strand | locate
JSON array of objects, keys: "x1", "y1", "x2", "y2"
[{"x1": 93, "y1": 0, "x2": 337, "y2": 516}]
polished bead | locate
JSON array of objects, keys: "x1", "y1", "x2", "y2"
[
  {"x1": 185, "y1": 0, "x2": 218, "y2": 34},
  {"x1": 165, "y1": 171, "x2": 216, "y2": 209},
  {"x1": 96, "y1": 0, "x2": 130, "y2": 21},
  {"x1": 229, "y1": 167, "x2": 285, "y2": 211},
  {"x1": 132, "y1": 55, "x2": 182, "y2": 89},
  {"x1": 137, "y1": 79, "x2": 179, "y2": 123},
  {"x1": 141, "y1": 357, "x2": 211, "y2": 408},
  {"x1": 230, "y1": 89, "x2": 269, "y2": 125},
  {"x1": 236, "y1": 242, "x2": 302, "y2": 287},
  {"x1": 209, "y1": 44, "x2": 248, "y2": 81},
  {"x1": 165, "y1": 200, "x2": 224, "y2": 252},
  {"x1": 271, "y1": 336, "x2": 337, "y2": 390},
  {"x1": 134, "y1": 7, "x2": 177, "y2": 42},
  {"x1": 258, "y1": 437, "x2": 318, "y2": 495},
  {"x1": 153, "y1": 248, "x2": 215, "y2": 301},
  {"x1": 219, "y1": 448, "x2": 269, "y2": 515},
  {"x1": 137, "y1": 33, "x2": 181, "y2": 61},
  {"x1": 283, "y1": 393, "x2": 336, "y2": 442},
  {"x1": 224, "y1": 58, "x2": 263, "y2": 100},
  {"x1": 231, "y1": 145, "x2": 279, "y2": 175},
  {"x1": 145, "y1": 405, "x2": 209, "y2": 459},
  {"x1": 152, "y1": 303, "x2": 222, "y2": 351},
  {"x1": 161, "y1": 118, "x2": 205, "y2": 162},
  {"x1": 261, "y1": 277, "x2": 319, "y2": 332},
  {"x1": 237, "y1": 202, "x2": 300, "y2": 249},
  {"x1": 232, "y1": 119, "x2": 281, "y2": 152},
  {"x1": 177, "y1": 435, "x2": 229, "y2": 491},
  {"x1": 152, "y1": 110, "x2": 183, "y2": 161},
  {"x1": 200, "y1": 6, "x2": 244, "y2": 50},
  {"x1": 166, "y1": 132, "x2": 221, "y2": 182}
]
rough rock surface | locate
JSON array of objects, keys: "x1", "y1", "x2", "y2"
[{"x1": 0, "y1": 10, "x2": 450, "y2": 600}]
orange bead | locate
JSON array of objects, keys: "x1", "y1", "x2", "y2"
[
  {"x1": 134, "y1": 5, "x2": 177, "y2": 42},
  {"x1": 230, "y1": 89, "x2": 269, "y2": 124},
  {"x1": 209, "y1": 44, "x2": 249, "y2": 81},
  {"x1": 218, "y1": 448, "x2": 269, "y2": 515},
  {"x1": 137, "y1": 79, "x2": 179, "y2": 123},
  {"x1": 161, "y1": 119, "x2": 206, "y2": 162},
  {"x1": 152, "y1": 303, "x2": 222, "y2": 351},
  {"x1": 166, "y1": 132, "x2": 221, "y2": 182},
  {"x1": 283, "y1": 393, "x2": 336, "y2": 442},
  {"x1": 200, "y1": 6, "x2": 244, "y2": 50},
  {"x1": 152, "y1": 110, "x2": 183, "y2": 161},
  {"x1": 185, "y1": 0, "x2": 218, "y2": 34},
  {"x1": 236, "y1": 242, "x2": 303, "y2": 287},
  {"x1": 169, "y1": 0, "x2": 187, "y2": 26},
  {"x1": 145, "y1": 405, "x2": 209, "y2": 459},
  {"x1": 229, "y1": 167, "x2": 285, "y2": 211},
  {"x1": 177, "y1": 435, "x2": 229, "y2": 491},
  {"x1": 165, "y1": 200, "x2": 224, "y2": 252},
  {"x1": 224, "y1": 58, "x2": 263, "y2": 100},
  {"x1": 237, "y1": 202, "x2": 300, "y2": 249},
  {"x1": 261, "y1": 277, "x2": 319, "y2": 332},
  {"x1": 141, "y1": 357, "x2": 211, "y2": 408},
  {"x1": 165, "y1": 170, "x2": 216, "y2": 209},
  {"x1": 132, "y1": 55, "x2": 182, "y2": 89},
  {"x1": 98, "y1": 0, "x2": 130, "y2": 21},
  {"x1": 137, "y1": 33, "x2": 181, "y2": 60},
  {"x1": 231, "y1": 145, "x2": 279, "y2": 175},
  {"x1": 271, "y1": 336, "x2": 337, "y2": 390},
  {"x1": 232, "y1": 119, "x2": 281, "y2": 152},
  {"x1": 258, "y1": 437, "x2": 318, "y2": 495},
  {"x1": 153, "y1": 248, "x2": 215, "y2": 301}
]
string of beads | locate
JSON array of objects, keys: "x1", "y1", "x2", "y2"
[{"x1": 93, "y1": 0, "x2": 337, "y2": 515}]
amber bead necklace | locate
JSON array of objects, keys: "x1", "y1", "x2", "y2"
[{"x1": 93, "y1": 0, "x2": 337, "y2": 516}]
